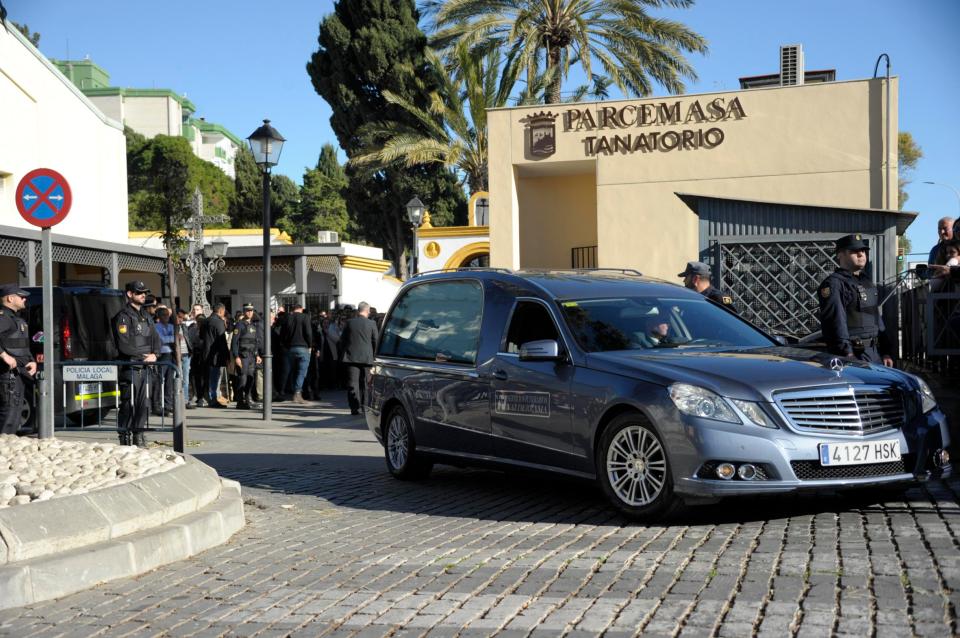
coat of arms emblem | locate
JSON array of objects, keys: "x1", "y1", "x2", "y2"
[{"x1": 526, "y1": 111, "x2": 557, "y2": 158}]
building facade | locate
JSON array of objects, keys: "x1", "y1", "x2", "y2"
[
  {"x1": 53, "y1": 59, "x2": 241, "y2": 178},
  {"x1": 487, "y1": 76, "x2": 900, "y2": 282}
]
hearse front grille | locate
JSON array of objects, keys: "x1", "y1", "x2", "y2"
[{"x1": 776, "y1": 386, "x2": 906, "y2": 436}]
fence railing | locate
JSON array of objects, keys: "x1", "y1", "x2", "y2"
[
  {"x1": 899, "y1": 280, "x2": 960, "y2": 365},
  {"x1": 34, "y1": 360, "x2": 187, "y2": 453},
  {"x1": 571, "y1": 245, "x2": 598, "y2": 269}
]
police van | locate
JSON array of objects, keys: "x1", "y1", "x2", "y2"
[{"x1": 24, "y1": 286, "x2": 125, "y2": 427}]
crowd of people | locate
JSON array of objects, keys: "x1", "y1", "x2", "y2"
[{"x1": 105, "y1": 286, "x2": 381, "y2": 447}]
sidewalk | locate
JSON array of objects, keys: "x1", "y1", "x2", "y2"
[{"x1": 53, "y1": 394, "x2": 382, "y2": 474}]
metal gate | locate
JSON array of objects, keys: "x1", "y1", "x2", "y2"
[{"x1": 708, "y1": 234, "x2": 884, "y2": 338}]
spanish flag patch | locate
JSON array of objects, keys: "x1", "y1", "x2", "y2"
[
  {"x1": 118, "y1": 324, "x2": 128, "y2": 334},
  {"x1": 820, "y1": 286, "x2": 831, "y2": 299}
]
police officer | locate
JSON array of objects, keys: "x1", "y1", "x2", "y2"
[
  {"x1": 112, "y1": 281, "x2": 158, "y2": 446},
  {"x1": 818, "y1": 234, "x2": 893, "y2": 366},
  {"x1": 678, "y1": 261, "x2": 738, "y2": 313},
  {"x1": 231, "y1": 303, "x2": 262, "y2": 409},
  {"x1": 0, "y1": 285, "x2": 36, "y2": 435}
]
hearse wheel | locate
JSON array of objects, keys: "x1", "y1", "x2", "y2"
[
  {"x1": 597, "y1": 413, "x2": 682, "y2": 520},
  {"x1": 384, "y1": 405, "x2": 432, "y2": 480}
]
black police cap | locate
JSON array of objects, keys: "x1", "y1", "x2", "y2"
[
  {"x1": 0, "y1": 284, "x2": 30, "y2": 298},
  {"x1": 242, "y1": 303, "x2": 255, "y2": 311},
  {"x1": 836, "y1": 234, "x2": 869, "y2": 251},
  {"x1": 124, "y1": 280, "x2": 150, "y2": 293}
]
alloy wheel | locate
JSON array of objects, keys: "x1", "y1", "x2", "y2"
[
  {"x1": 605, "y1": 424, "x2": 667, "y2": 506},
  {"x1": 387, "y1": 414, "x2": 409, "y2": 470}
]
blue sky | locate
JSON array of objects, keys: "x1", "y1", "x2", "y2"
[{"x1": 7, "y1": 0, "x2": 959, "y2": 253}]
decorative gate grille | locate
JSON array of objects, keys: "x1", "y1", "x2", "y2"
[{"x1": 711, "y1": 238, "x2": 840, "y2": 338}]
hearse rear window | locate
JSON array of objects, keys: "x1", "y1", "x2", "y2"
[{"x1": 379, "y1": 280, "x2": 483, "y2": 364}]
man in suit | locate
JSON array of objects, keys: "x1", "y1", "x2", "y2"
[
  {"x1": 203, "y1": 303, "x2": 229, "y2": 408},
  {"x1": 339, "y1": 301, "x2": 377, "y2": 415}
]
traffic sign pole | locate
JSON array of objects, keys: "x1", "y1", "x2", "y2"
[
  {"x1": 39, "y1": 227, "x2": 54, "y2": 439},
  {"x1": 16, "y1": 169, "x2": 72, "y2": 441}
]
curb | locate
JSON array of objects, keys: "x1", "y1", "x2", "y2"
[{"x1": 0, "y1": 459, "x2": 245, "y2": 610}]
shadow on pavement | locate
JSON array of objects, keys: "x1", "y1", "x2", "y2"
[{"x1": 201, "y1": 451, "x2": 958, "y2": 527}]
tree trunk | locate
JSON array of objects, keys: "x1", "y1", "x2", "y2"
[{"x1": 546, "y1": 45, "x2": 562, "y2": 104}]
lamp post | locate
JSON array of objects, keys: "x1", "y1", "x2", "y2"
[
  {"x1": 922, "y1": 181, "x2": 960, "y2": 216},
  {"x1": 247, "y1": 119, "x2": 286, "y2": 423},
  {"x1": 873, "y1": 54, "x2": 891, "y2": 210},
  {"x1": 405, "y1": 197, "x2": 425, "y2": 277}
]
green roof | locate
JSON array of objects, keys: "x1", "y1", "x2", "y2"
[
  {"x1": 81, "y1": 87, "x2": 196, "y2": 114},
  {"x1": 192, "y1": 119, "x2": 244, "y2": 148}
]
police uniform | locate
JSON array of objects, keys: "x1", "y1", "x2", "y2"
[
  {"x1": 230, "y1": 305, "x2": 262, "y2": 409},
  {"x1": 677, "y1": 261, "x2": 738, "y2": 313},
  {"x1": 818, "y1": 234, "x2": 890, "y2": 364},
  {"x1": 112, "y1": 281, "x2": 158, "y2": 446},
  {"x1": 0, "y1": 285, "x2": 32, "y2": 435}
]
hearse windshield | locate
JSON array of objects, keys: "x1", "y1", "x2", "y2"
[{"x1": 558, "y1": 297, "x2": 774, "y2": 353}]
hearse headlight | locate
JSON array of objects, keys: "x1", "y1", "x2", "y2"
[
  {"x1": 669, "y1": 384, "x2": 740, "y2": 424},
  {"x1": 915, "y1": 376, "x2": 938, "y2": 414},
  {"x1": 730, "y1": 399, "x2": 779, "y2": 429}
]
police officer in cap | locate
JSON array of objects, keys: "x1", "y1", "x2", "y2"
[
  {"x1": 112, "y1": 281, "x2": 158, "y2": 446},
  {"x1": 818, "y1": 234, "x2": 893, "y2": 366},
  {"x1": 231, "y1": 303, "x2": 262, "y2": 409},
  {"x1": 678, "y1": 261, "x2": 738, "y2": 313},
  {"x1": 0, "y1": 285, "x2": 36, "y2": 435}
]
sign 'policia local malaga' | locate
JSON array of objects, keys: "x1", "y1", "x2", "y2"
[{"x1": 526, "y1": 96, "x2": 747, "y2": 158}]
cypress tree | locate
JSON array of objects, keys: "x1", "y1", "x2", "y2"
[{"x1": 307, "y1": 0, "x2": 466, "y2": 277}]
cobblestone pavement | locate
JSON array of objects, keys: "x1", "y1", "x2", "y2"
[{"x1": 0, "y1": 399, "x2": 958, "y2": 638}]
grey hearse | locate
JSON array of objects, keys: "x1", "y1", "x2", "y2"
[{"x1": 365, "y1": 270, "x2": 951, "y2": 519}]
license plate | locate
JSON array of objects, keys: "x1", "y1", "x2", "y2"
[
  {"x1": 78, "y1": 382, "x2": 103, "y2": 395},
  {"x1": 819, "y1": 440, "x2": 901, "y2": 466}
]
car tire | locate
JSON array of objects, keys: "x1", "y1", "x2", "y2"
[
  {"x1": 384, "y1": 405, "x2": 432, "y2": 480},
  {"x1": 596, "y1": 413, "x2": 682, "y2": 520}
]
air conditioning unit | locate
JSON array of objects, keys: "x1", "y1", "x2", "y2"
[
  {"x1": 317, "y1": 231, "x2": 339, "y2": 244},
  {"x1": 780, "y1": 44, "x2": 804, "y2": 86}
]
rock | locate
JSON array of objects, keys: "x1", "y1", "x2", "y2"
[
  {"x1": 0, "y1": 483, "x2": 15, "y2": 503},
  {"x1": 10, "y1": 495, "x2": 31, "y2": 506}
]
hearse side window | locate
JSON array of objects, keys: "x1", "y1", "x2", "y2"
[
  {"x1": 502, "y1": 301, "x2": 560, "y2": 354},
  {"x1": 379, "y1": 280, "x2": 483, "y2": 364}
]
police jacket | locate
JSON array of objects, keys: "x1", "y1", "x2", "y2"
[
  {"x1": 701, "y1": 285, "x2": 738, "y2": 314},
  {"x1": 0, "y1": 304, "x2": 31, "y2": 373},
  {"x1": 230, "y1": 317, "x2": 263, "y2": 357},
  {"x1": 818, "y1": 268, "x2": 889, "y2": 356},
  {"x1": 112, "y1": 303, "x2": 157, "y2": 361}
]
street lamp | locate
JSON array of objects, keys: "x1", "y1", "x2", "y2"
[
  {"x1": 406, "y1": 197, "x2": 425, "y2": 276},
  {"x1": 247, "y1": 119, "x2": 286, "y2": 423},
  {"x1": 922, "y1": 181, "x2": 960, "y2": 215}
]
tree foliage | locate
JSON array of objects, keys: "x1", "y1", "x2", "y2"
[
  {"x1": 279, "y1": 146, "x2": 352, "y2": 244},
  {"x1": 125, "y1": 132, "x2": 233, "y2": 257},
  {"x1": 897, "y1": 131, "x2": 923, "y2": 210},
  {"x1": 307, "y1": 0, "x2": 466, "y2": 277},
  {"x1": 12, "y1": 22, "x2": 40, "y2": 47},
  {"x1": 230, "y1": 146, "x2": 265, "y2": 228},
  {"x1": 428, "y1": 0, "x2": 707, "y2": 104},
  {"x1": 351, "y1": 45, "x2": 513, "y2": 194}
]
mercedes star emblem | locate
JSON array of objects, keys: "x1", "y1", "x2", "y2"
[{"x1": 829, "y1": 358, "x2": 845, "y2": 374}]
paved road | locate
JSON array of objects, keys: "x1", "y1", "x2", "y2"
[{"x1": 0, "y1": 396, "x2": 957, "y2": 638}]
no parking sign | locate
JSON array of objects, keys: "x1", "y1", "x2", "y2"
[{"x1": 15, "y1": 168, "x2": 72, "y2": 228}]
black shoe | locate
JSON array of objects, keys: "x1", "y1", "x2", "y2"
[
  {"x1": 134, "y1": 433, "x2": 148, "y2": 448},
  {"x1": 235, "y1": 402, "x2": 249, "y2": 410},
  {"x1": 210, "y1": 401, "x2": 226, "y2": 409},
  {"x1": 151, "y1": 409, "x2": 163, "y2": 417},
  {"x1": 118, "y1": 432, "x2": 131, "y2": 446},
  {"x1": 195, "y1": 399, "x2": 207, "y2": 408},
  {"x1": 186, "y1": 402, "x2": 196, "y2": 410},
  {"x1": 350, "y1": 409, "x2": 361, "y2": 415}
]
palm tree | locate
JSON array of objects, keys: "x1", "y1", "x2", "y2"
[
  {"x1": 350, "y1": 44, "x2": 533, "y2": 194},
  {"x1": 429, "y1": 0, "x2": 708, "y2": 104}
]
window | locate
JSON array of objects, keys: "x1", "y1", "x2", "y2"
[
  {"x1": 502, "y1": 300, "x2": 560, "y2": 353},
  {"x1": 380, "y1": 281, "x2": 483, "y2": 364},
  {"x1": 559, "y1": 297, "x2": 774, "y2": 353}
]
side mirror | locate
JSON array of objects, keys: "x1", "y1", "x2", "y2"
[{"x1": 519, "y1": 339, "x2": 562, "y2": 362}]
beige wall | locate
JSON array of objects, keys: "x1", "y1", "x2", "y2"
[
  {"x1": 0, "y1": 26, "x2": 129, "y2": 245},
  {"x1": 517, "y1": 172, "x2": 597, "y2": 268},
  {"x1": 488, "y1": 78, "x2": 899, "y2": 280}
]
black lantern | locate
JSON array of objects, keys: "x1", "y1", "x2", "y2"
[{"x1": 246, "y1": 119, "x2": 286, "y2": 168}]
